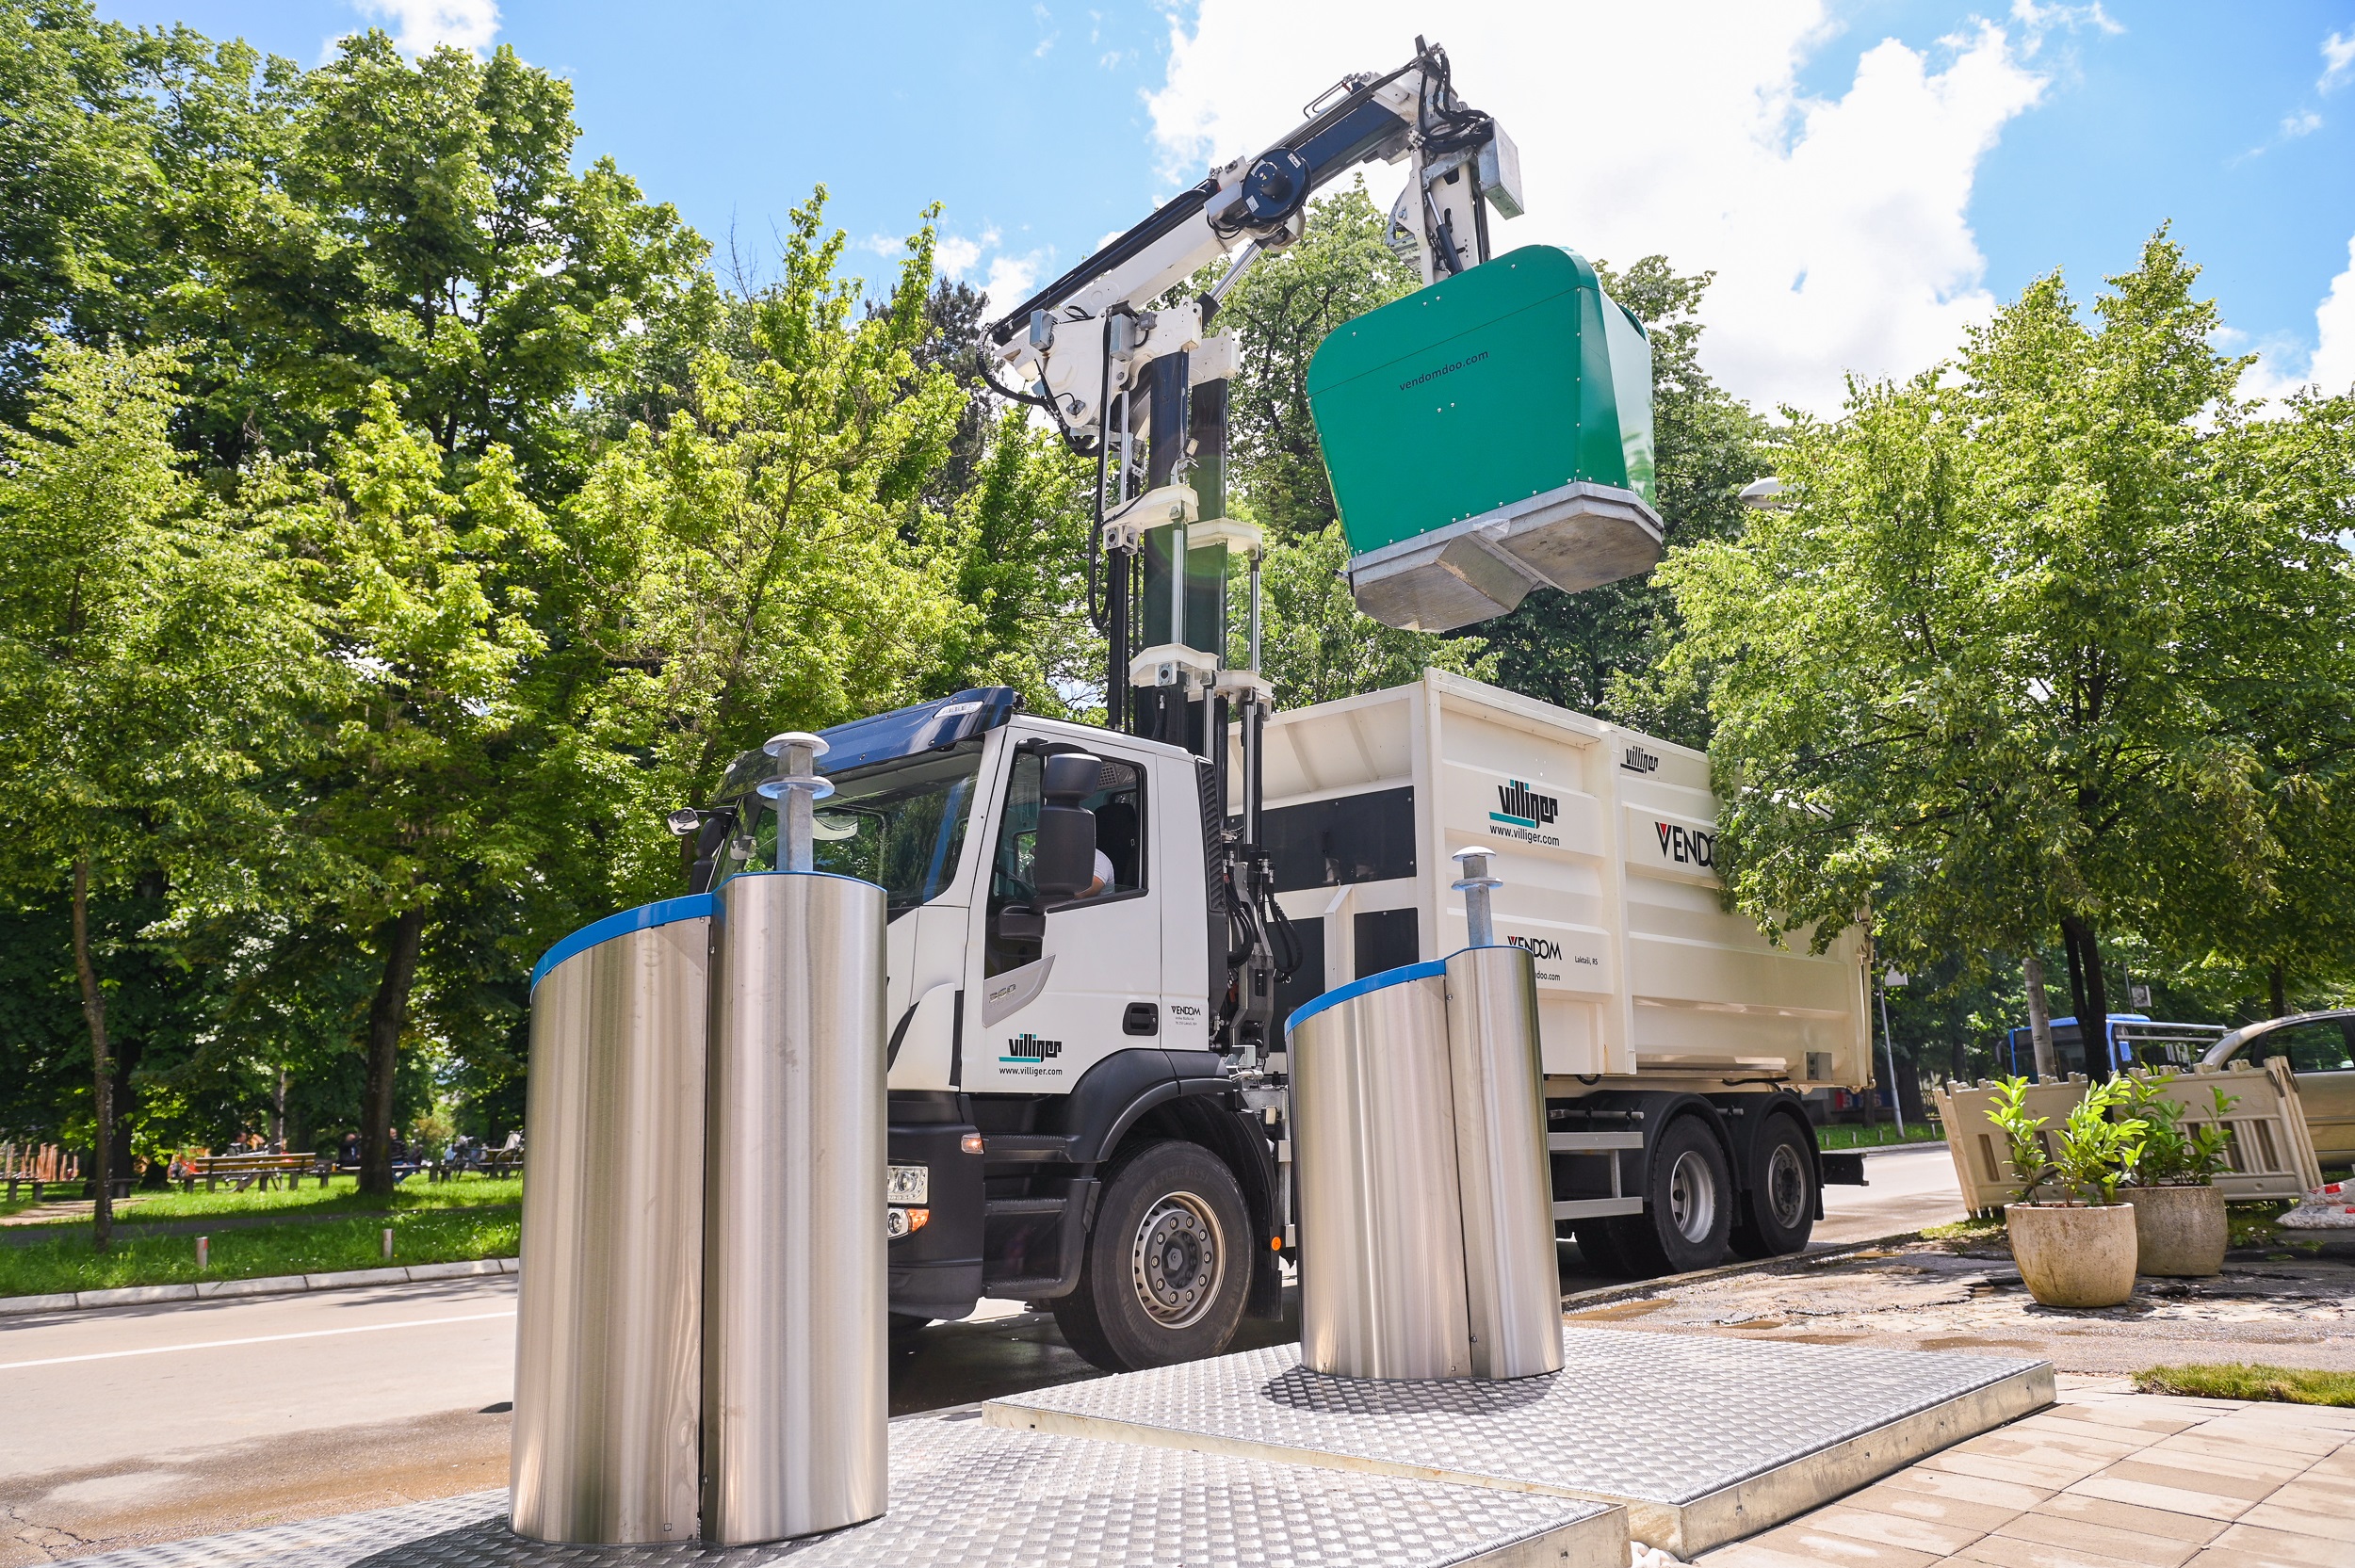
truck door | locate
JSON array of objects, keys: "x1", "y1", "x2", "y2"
[{"x1": 964, "y1": 741, "x2": 1163, "y2": 1091}]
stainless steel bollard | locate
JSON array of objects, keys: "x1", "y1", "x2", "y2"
[
  {"x1": 1444, "y1": 945, "x2": 1565, "y2": 1379},
  {"x1": 512, "y1": 910, "x2": 710, "y2": 1544},
  {"x1": 1290, "y1": 964, "x2": 1472, "y2": 1380},
  {"x1": 703, "y1": 869, "x2": 888, "y2": 1543}
]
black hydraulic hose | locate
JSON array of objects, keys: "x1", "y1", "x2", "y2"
[{"x1": 1085, "y1": 317, "x2": 1116, "y2": 635}]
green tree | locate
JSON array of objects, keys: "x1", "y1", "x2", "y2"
[
  {"x1": 1655, "y1": 234, "x2": 2355, "y2": 1069},
  {"x1": 562, "y1": 196, "x2": 976, "y2": 897},
  {"x1": 273, "y1": 386, "x2": 558, "y2": 1194},
  {"x1": 0, "y1": 342, "x2": 317, "y2": 1240}
]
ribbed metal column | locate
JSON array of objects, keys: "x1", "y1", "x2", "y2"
[
  {"x1": 1444, "y1": 945, "x2": 1565, "y2": 1378},
  {"x1": 1290, "y1": 966, "x2": 1472, "y2": 1380},
  {"x1": 511, "y1": 915, "x2": 708, "y2": 1544},
  {"x1": 703, "y1": 870, "x2": 889, "y2": 1543}
]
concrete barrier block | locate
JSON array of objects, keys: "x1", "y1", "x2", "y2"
[{"x1": 0, "y1": 1292, "x2": 78, "y2": 1317}]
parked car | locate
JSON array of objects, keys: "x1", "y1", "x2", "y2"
[{"x1": 2201, "y1": 1010, "x2": 2355, "y2": 1167}]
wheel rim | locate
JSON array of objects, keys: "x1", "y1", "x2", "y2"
[
  {"x1": 1668, "y1": 1150, "x2": 1719, "y2": 1243},
  {"x1": 1131, "y1": 1189, "x2": 1224, "y2": 1329},
  {"x1": 1764, "y1": 1141, "x2": 1809, "y2": 1231}
]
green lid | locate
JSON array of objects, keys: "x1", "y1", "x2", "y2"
[{"x1": 1307, "y1": 245, "x2": 1654, "y2": 556}]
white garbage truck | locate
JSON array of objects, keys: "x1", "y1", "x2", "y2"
[
  {"x1": 641, "y1": 41, "x2": 1870, "y2": 1374},
  {"x1": 677, "y1": 671, "x2": 1870, "y2": 1373}
]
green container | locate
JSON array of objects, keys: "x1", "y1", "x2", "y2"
[
  {"x1": 1305, "y1": 247, "x2": 1664, "y2": 632},
  {"x1": 1309, "y1": 245, "x2": 1655, "y2": 551}
]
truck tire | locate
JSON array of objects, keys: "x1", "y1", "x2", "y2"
[
  {"x1": 1052, "y1": 1140, "x2": 1251, "y2": 1372},
  {"x1": 1607, "y1": 1115, "x2": 1733, "y2": 1276},
  {"x1": 1730, "y1": 1113, "x2": 1816, "y2": 1259}
]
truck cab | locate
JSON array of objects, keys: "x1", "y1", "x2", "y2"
[{"x1": 690, "y1": 689, "x2": 1283, "y2": 1371}]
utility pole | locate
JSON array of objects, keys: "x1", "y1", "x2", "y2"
[{"x1": 1879, "y1": 969, "x2": 1908, "y2": 1139}]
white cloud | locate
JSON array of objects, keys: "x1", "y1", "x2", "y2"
[
  {"x1": 2282, "y1": 108, "x2": 2325, "y2": 138},
  {"x1": 2321, "y1": 30, "x2": 2355, "y2": 93},
  {"x1": 350, "y1": 0, "x2": 498, "y2": 54},
  {"x1": 2008, "y1": 0, "x2": 2122, "y2": 56},
  {"x1": 935, "y1": 234, "x2": 984, "y2": 275},
  {"x1": 2246, "y1": 235, "x2": 2355, "y2": 402},
  {"x1": 1148, "y1": 3, "x2": 2050, "y2": 412},
  {"x1": 985, "y1": 251, "x2": 1044, "y2": 305}
]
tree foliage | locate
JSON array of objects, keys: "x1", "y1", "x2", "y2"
[{"x1": 1656, "y1": 234, "x2": 2355, "y2": 1043}]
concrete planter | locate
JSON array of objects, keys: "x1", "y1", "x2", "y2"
[
  {"x1": 2123, "y1": 1183, "x2": 2228, "y2": 1278},
  {"x1": 2006, "y1": 1203, "x2": 2136, "y2": 1308}
]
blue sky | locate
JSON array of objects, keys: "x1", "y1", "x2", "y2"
[{"x1": 97, "y1": 1, "x2": 2355, "y2": 411}]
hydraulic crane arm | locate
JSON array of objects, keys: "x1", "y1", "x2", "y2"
[{"x1": 985, "y1": 39, "x2": 1521, "y2": 445}]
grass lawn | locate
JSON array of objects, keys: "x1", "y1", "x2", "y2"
[
  {"x1": 2134, "y1": 1363, "x2": 2355, "y2": 1406},
  {"x1": 0, "y1": 1204, "x2": 519, "y2": 1298},
  {"x1": 1817, "y1": 1123, "x2": 1948, "y2": 1152},
  {"x1": 6, "y1": 1174, "x2": 523, "y2": 1227}
]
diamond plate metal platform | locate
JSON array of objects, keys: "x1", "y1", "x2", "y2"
[
  {"x1": 985, "y1": 1327, "x2": 2054, "y2": 1557},
  {"x1": 67, "y1": 1409, "x2": 1624, "y2": 1568}
]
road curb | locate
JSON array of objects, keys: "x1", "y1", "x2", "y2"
[
  {"x1": 1557, "y1": 1229, "x2": 1934, "y2": 1314},
  {"x1": 0, "y1": 1255, "x2": 515, "y2": 1317}
]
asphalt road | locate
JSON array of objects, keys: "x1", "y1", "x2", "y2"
[{"x1": 0, "y1": 1141, "x2": 1965, "y2": 1563}]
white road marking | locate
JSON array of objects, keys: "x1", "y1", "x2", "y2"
[{"x1": 0, "y1": 1310, "x2": 516, "y2": 1372}]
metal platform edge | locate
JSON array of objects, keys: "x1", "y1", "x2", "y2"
[
  {"x1": 1650, "y1": 1359, "x2": 2055, "y2": 1556},
  {"x1": 983, "y1": 1360, "x2": 2055, "y2": 1559}
]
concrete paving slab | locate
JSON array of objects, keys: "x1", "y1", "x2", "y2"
[
  {"x1": 47, "y1": 1409, "x2": 1627, "y2": 1568},
  {"x1": 984, "y1": 1325, "x2": 2052, "y2": 1558}
]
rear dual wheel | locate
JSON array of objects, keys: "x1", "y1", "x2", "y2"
[
  {"x1": 1603, "y1": 1116, "x2": 1735, "y2": 1277},
  {"x1": 1730, "y1": 1114, "x2": 1816, "y2": 1259}
]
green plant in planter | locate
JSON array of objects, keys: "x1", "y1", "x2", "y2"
[
  {"x1": 2053, "y1": 1081, "x2": 2147, "y2": 1204},
  {"x1": 1989, "y1": 1075, "x2": 2146, "y2": 1204},
  {"x1": 1987, "y1": 1076, "x2": 2056, "y2": 1197},
  {"x1": 2119, "y1": 1074, "x2": 2237, "y2": 1186}
]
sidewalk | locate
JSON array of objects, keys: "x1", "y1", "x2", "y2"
[{"x1": 1698, "y1": 1381, "x2": 2355, "y2": 1567}]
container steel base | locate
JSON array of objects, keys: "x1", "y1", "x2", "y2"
[
  {"x1": 986, "y1": 1327, "x2": 2054, "y2": 1558},
  {"x1": 64, "y1": 1409, "x2": 1624, "y2": 1568}
]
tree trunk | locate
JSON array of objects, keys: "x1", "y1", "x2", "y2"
[
  {"x1": 71, "y1": 858, "x2": 113, "y2": 1252},
  {"x1": 360, "y1": 909, "x2": 427, "y2": 1197},
  {"x1": 271, "y1": 1066, "x2": 288, "y2": 1151},
  {"x1": 2060, "y1": 928, "x2": 2091, "y2": 1063},
  {"x1": 2268, "y1": 961, "x2": 2288, "y2": 1022},
  {"x1": 2023, "y1": 949, "x2": 2057, "y2": 1081},
  {"x1": 2060, "y1": 916, "x2": 2113, "y2": 1078}
]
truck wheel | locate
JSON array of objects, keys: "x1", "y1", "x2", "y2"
[
  {"x1": 1052, "y1": 1140, "x2": 1250, "y2": 1372},
  {"x1": 1607, "y1": 1115, "x2": 1733, "y2": 1276},
  {"x1": 1730, "y1": 1114, "x2": 1816, "y2": 1259}
]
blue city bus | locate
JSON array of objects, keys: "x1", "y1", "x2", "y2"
[
  {"x1": 2003, "y1": 1015, "x2": 2148, "y2": 1078},
  {"x1": 2002, "y1": 1014, "x2": 2219, "y2": 1078}
]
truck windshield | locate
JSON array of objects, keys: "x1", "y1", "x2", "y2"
[{"x1": 713, "y1": 740, "x2": 983, "y2": 915}]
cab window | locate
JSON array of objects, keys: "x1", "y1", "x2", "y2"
[{"x1": 983, "y1": 750, "x2": 1144, "y2": 977}]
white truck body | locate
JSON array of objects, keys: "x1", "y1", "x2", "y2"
[{"x1": 1249, "y1": 671, "x2": 1872, "y2": 1091}]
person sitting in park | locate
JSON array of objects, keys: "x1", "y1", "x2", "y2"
[{"x1": 337, "y1": 1132, "x2": 360, "y2": 1169}]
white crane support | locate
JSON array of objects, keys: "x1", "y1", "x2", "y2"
[{"x1": 985, "y1": 39, "x2": 1521, "y2": 450}]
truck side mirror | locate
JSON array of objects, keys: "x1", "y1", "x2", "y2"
[{"x1": 1032, "y1": 752, "x2": 1102, "y2": 899}]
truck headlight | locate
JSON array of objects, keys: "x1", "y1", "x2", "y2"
[
  {"x1": 885, "y1": 1206, "x2": 930, "y2": 1239},
  {"x1": 886, "y1": 1164, "x2": 929, "y2": 1204}
]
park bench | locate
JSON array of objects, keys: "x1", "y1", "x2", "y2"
[{"x1": 180, "y1": 1152, "x2": 328, "y2": 1193}]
